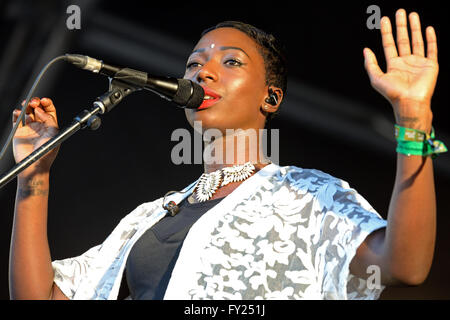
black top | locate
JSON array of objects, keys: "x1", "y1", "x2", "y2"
[{"x1": 124, "y1": 196, "x2": 223, "y2": 300}]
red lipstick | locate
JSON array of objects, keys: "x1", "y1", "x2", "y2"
[{"x1": 197, "y1": 86, "x2": 221, "y2": 110}]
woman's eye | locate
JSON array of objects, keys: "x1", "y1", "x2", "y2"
[
  {"x1": 186, "y1": 62, "x2": 201, "y2": 69},
  {"x1": 225, "y1": 59, "x2": 243, "y2": 67}
]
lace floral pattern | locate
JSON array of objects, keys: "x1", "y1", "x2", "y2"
[
  {"x1": 165, "y1": 166, "x2": 387, "y2": 300},
  {"x1": 52, "y1": 164, "x2": 387, "y2": 300}
]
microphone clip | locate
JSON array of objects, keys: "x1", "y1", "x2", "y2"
[
  {"x1": 96, "y1": 78, "x2": 141, "y2": 114},
  {"x1": 162, "y1": 190, "x2": 182, "y2": 217},
  {"x1": 163, "y1": 201, "x2": 180, "y2": 217}
]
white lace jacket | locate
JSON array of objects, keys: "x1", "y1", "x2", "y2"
[{"x1": 52, "y1": 163, "x2": 387, "y2": 300}]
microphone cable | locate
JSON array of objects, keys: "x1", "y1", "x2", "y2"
[{"x1": 0, "y1": 55, "x2": 67, "y2": 162}]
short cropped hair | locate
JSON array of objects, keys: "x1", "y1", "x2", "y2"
[{"x1": 201, "y1": 21, "x2": 288, "y2": 120}]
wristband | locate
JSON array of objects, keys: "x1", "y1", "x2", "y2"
[{"x1": 395, "y1": 125, "x2": 448, "y2": 159}]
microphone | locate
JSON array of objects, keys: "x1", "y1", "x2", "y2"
[{"x1": 64, "y1": 54, "x2": 204, "y2": 109}]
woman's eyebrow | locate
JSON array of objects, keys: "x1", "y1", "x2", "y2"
[
  {"x1": 190, "y1": 46, "x2": 251, "y2": 59},
  {"x1": 220, "y1": 46, "x2": 251, "y2": 59}
]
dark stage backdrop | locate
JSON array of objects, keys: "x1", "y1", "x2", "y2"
[{"x1": 0, "y1": 0, "x2": 449, "y2": 300}]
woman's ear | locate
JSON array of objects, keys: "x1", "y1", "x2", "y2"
[{"x1": 261, "y1": 86, "x2": 283, "y2": 114}]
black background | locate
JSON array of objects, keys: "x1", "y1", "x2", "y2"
[{"x1": 0, "y1": 0, "x2": 449, "y2": 300}]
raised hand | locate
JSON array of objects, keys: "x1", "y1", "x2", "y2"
[
  {"x1": 12, "y1": 97, "x2": 60, "y2": 177},
  {"x1": 363, "y1": 9, "x2": 439, "y2": 133}
]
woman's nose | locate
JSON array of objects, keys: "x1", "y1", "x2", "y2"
[{"x1": 196, "y1": 63, "x2": 218, "y2": 83}]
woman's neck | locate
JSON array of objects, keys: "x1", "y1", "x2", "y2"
[{"x1": 202, "y1": 128, "x2": 271, "y2": 173}]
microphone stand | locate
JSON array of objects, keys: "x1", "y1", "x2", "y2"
[{"x1": 0, "y1": 79, "x2": 140, "y2": 190}]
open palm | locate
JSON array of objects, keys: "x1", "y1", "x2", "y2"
[
  {"x1": 364, "y1": 10, "x2": 439, "y2": 128},
  {"x1": 373, "y1": 54, "x2": 437, "y2": 103}
]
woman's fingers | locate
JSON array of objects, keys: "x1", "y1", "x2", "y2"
[
  {"x1": 12, "y1": 110, "x2": 23, "y2": 127},
  {"x1": 12, "y1": 109, "x2": 34, "y2": 126},
  {"x1": 39, "y1": 97, "x2": 58, "y2": 125},
  {"x1": 395, "y1": 9, "x2": 411, "y2": 56},
  {"x1": 381, "y1": 10, "x2": 436, "y2": 65},
  {"x1": 426, "y1": 26, "x2": 438, "y2": 62},
  {"x1": 408, "y1": 12, "x2": 425, "y2": 57},
  {"x1": 21, "y1": 98, "x2": 39, "y2": 116},
  {"x1": 364, "y1": 47, "x2": 384, "y2": 85},
  {"x1": 33, "y1": 106, "x2": 57, "y2": 127},
  {"x1": 15, "y1": 97, "x2": 58, "y2": 127},
  {"x1": 380, "y1": 16, "x2": 398, "y2": 67}
]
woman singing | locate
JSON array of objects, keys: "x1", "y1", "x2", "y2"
[{"x1": 9, "y1": 8, "x2": 444, "y2": 299}]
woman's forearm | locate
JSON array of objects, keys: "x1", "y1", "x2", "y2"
[
  {"x1": 384, "y1": 151, "x2": 436, "y2": 285},
  {"x1": 361, "y1": 9, "x2": 440, "y2": 287},
  {"x1": 9, "y1": 172, "x2": 55, "y2": 299}
]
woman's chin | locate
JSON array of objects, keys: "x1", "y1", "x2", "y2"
[{"x1": 186, "y1": 109, "x2": 226, "y2": 130}]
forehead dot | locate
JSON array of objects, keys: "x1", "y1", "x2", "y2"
[{"x1": 210, "y1": 43, "x2": 215, "y2": 49}]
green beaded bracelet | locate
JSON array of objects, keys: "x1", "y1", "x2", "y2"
[{"x1": 395, "y1": 125, "x2": 448, "y2": 158}]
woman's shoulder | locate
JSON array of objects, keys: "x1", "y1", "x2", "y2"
[
  {"x1": 261, "y1": 163, "x2": 348, "y2": 197},
  {"x1": 272, "y1": 163, "x2": 344, "y2": 186}
]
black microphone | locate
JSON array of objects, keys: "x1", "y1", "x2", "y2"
[{"x1": 64, "y1": 54, "x2": 204, "y2": 109}]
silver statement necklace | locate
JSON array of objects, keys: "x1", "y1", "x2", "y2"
[{"x1": 194, "y1": 162, "x2": 256, "y2": 202}]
